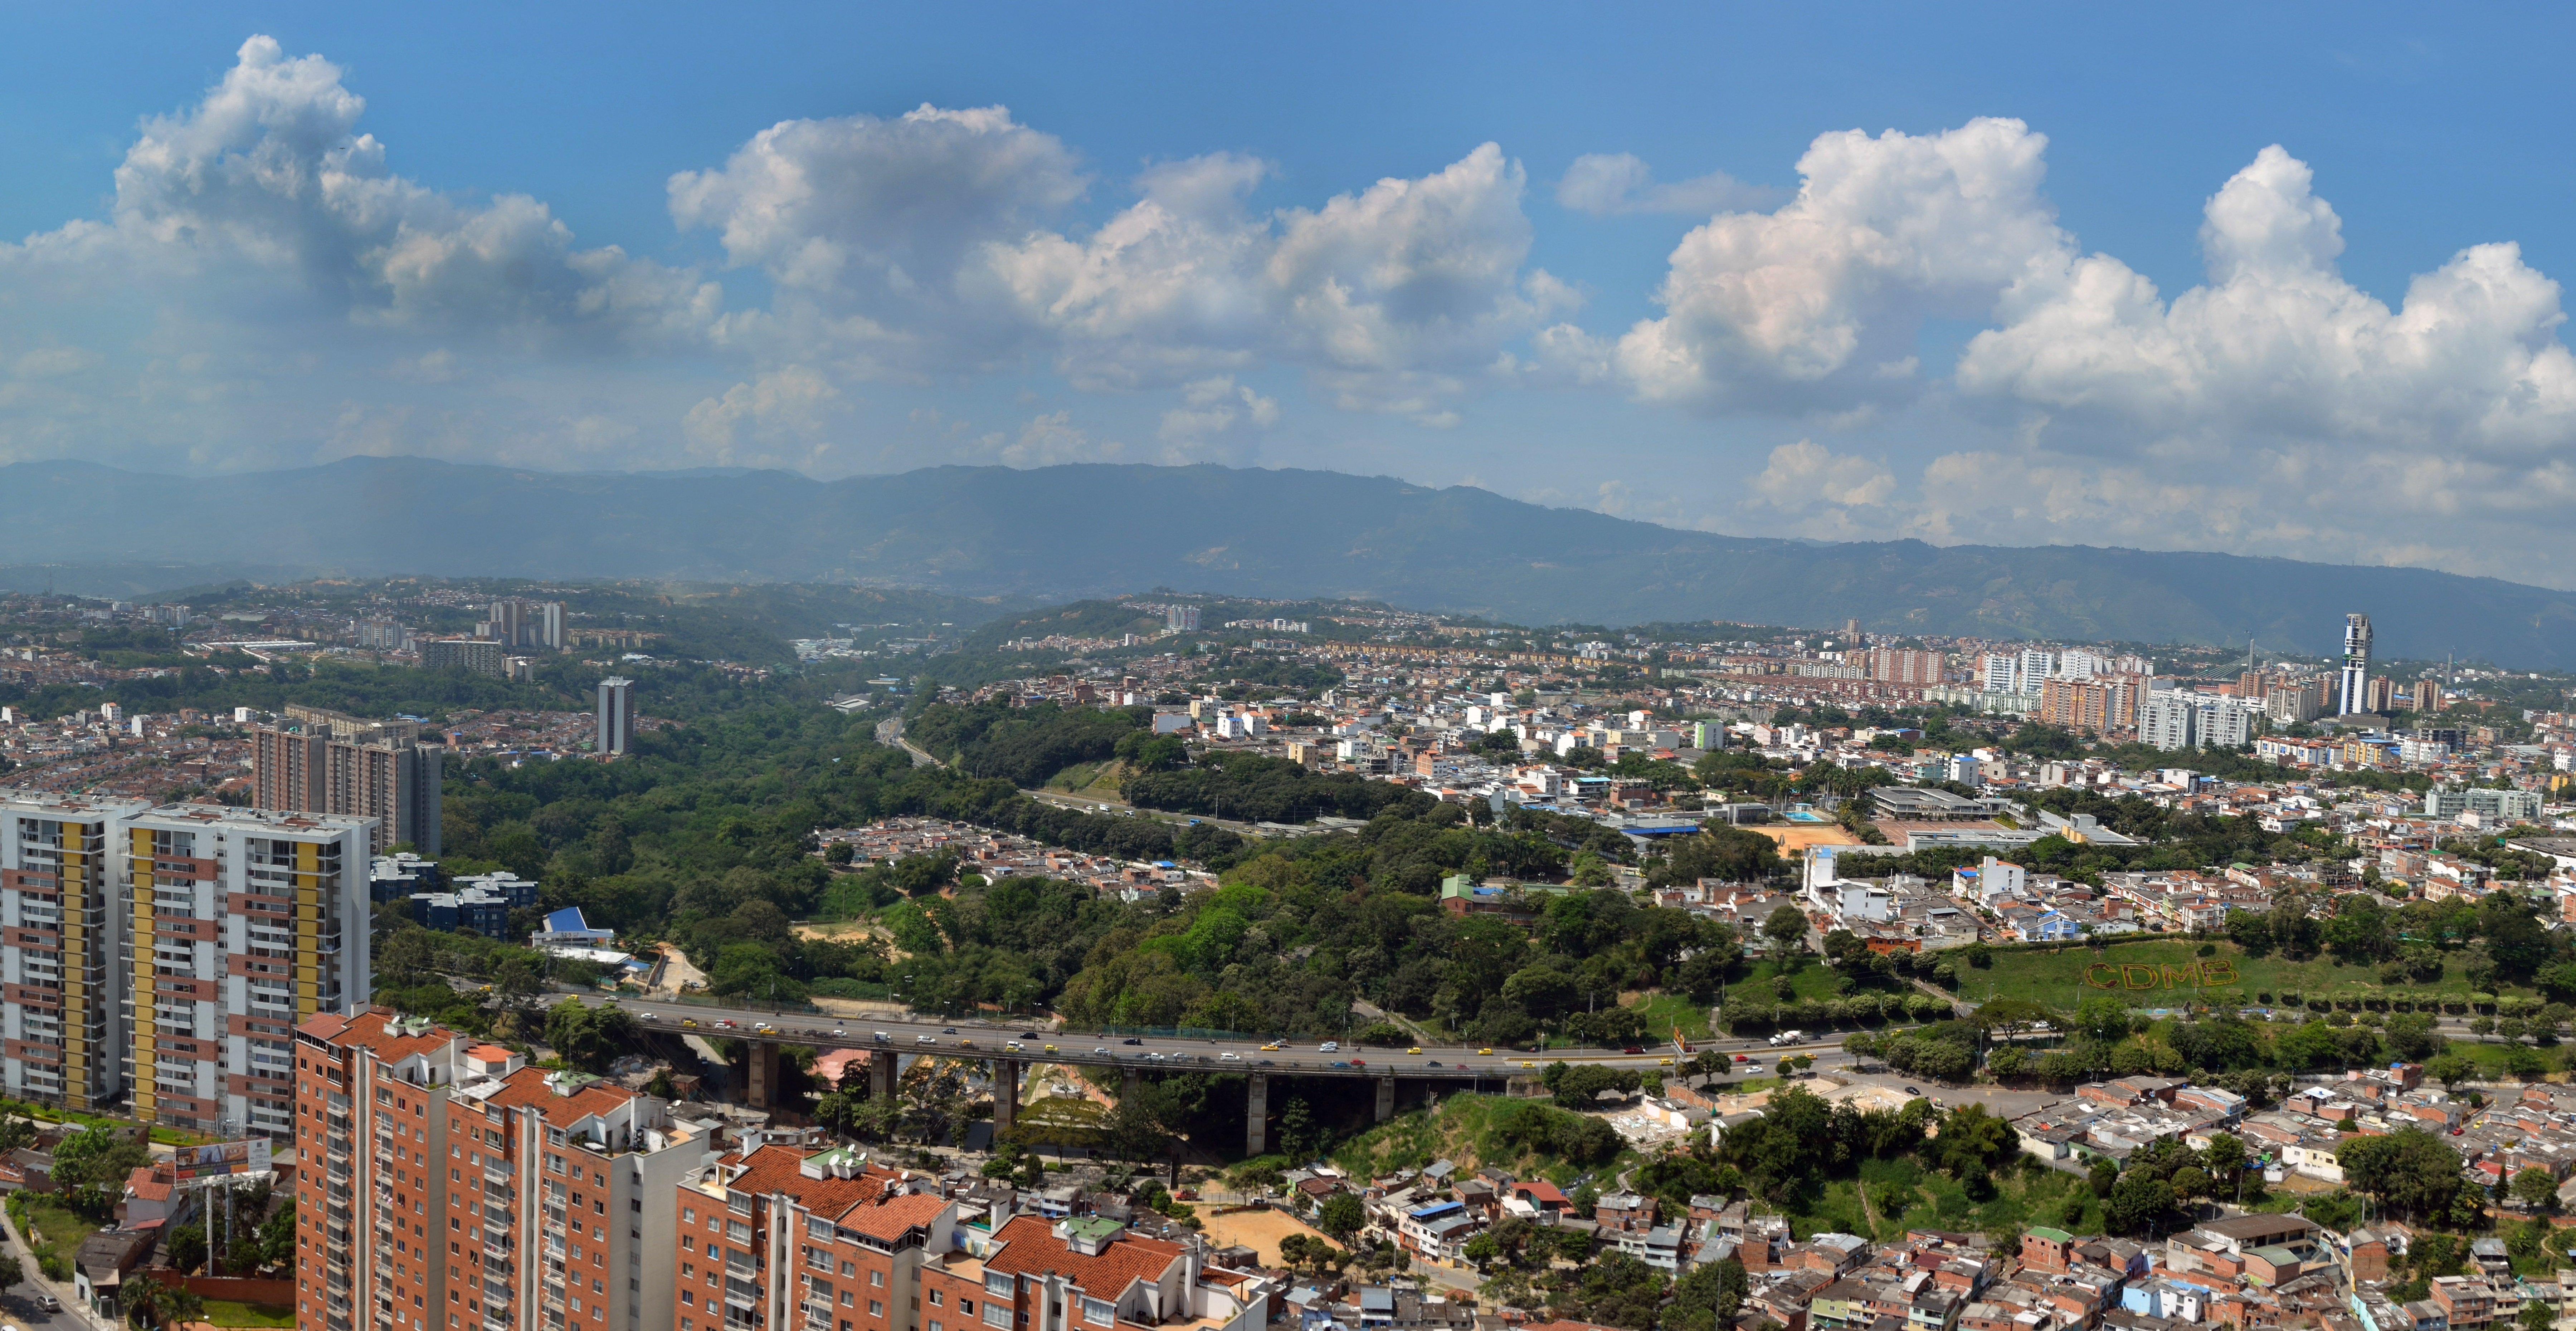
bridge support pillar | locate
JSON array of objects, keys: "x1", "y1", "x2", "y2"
[
  {"x1": 1374, "y1": 1076, "x2": 1395, "y2": 1122},
  {"x1": 993, "y1": 1059, "x2": 1021, "y2": 1137},
  {"x1": 746, "y1": 1041, "x2": 781, "y2": 1111},
  {"x1": 1245, "y1": 1074, "x2": 1268, "y2": 1157},
  {"x1": 1123, "y1": 1068, "x2": 1141, "y2": 1102},
  {"x1": 871, "y1": 1050, "x2": 899, "y2": 1100}
]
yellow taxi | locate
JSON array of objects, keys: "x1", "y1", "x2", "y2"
[
  {"x1": 1044, "y1": 1044, "x2": 1059, "y2": 1053},
  {"x1": 1659, "y1": 1057, "x2": 1674, "y2": 1066},
  {"x1": 1477, "y1": 1048, "x2": 1492, "y2": 1056},
  {"x1": 1260, "y1": 1043, "x2": 1281, "y2": 1052},
  {"x1": 1407, "y1": 1047, "x2": 1423, "y2": 1055},
  {"x1": 681, "y1": 1018, "x2": 698, "y2": 1028}
]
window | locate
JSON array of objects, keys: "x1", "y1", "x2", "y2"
[
  {"x1": 870, "y1": 1303, "x2": 885, "y2": 1318},
  {"x1": 871, "y1": 1272, "x2": 885, "y2": 1288},
  {"x1": 929, "y1": 1293, "x2": 944, "y2": 1307},
  {"x1": 684, "y1": 1209, "x2": 697, "y2": 1224}
]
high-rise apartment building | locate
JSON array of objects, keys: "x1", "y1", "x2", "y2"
[
  {"x1": 295, "y1": 1009, "x2": 703, "y2": 1331},
  {"x1": 665, "y1": 1140, "x2": 1275, "y2": 1331},
  {"x1": 484, "y1": 599, "x2": 569, "y2": 652},
  {"x1": 2037, "y1": 677, "x2": 2137, "y2": 733},
  {"x1": 0, "y1": 792, "x2": 146, "y2": 1111},
  {"x1": 1863, "y1": 648, "x2": 1945, "y2": 685},
  {"x1": 2013, "y1": 649, "x2": 2056, "y2": 695},
  {"x1": 1980, "y1": 652, "x2": 2019, "y2": 694},
  {"x1": 253, "y1": 707, "x2": 442, "y2": 855},
  {"x1": 596, "y1": 678, "x2": 635, "y2": 757},
  {"x1": 2265, "y1": 677, "x2": 2329, "y2": 725},
  {"x1": 130, "y1": 804, "x2": 372, "y2": 1137},
  {"x1": 424, "y1": 640, "x2": 507, "y2": 679},
  {"x1": 2409, "y1": 679, "x2": 2440, "y2": 713},
  {"x1": 669, "y1": 1142, "x2": 953, "y2": 1331},
  {"x1": 2140, "y1": 693, "x2": 2265, "y2": 752},
  {"x1": 2339, "y1": 613, "x2": 2374, "y2": 716},
  {"x1": 1164, "y1": 605, "x2": 1199, "y2": 633}
]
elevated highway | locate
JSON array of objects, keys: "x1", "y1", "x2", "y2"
[{"x1": 595, "y1": 997, "x2": 1815, "y2": 1154}]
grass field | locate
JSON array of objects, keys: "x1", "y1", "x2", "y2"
[
  {"x1": 9, "y1": 1191, "x2": 92, "y2": 1278},
  {"x1": 203, "y1": 1301, "x2": 297, "y2": 1328},
  {"x1": 1628, "y1": 992, "x2": 1714, "y2": 1043},
  {"x1": 1960, "y1": 938, "x2": 2532, "y2": 1011}
]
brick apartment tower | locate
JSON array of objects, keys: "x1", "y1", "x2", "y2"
[
  {"x1": 252, "y1": 706, "x2": 444, "y2": 855},
  {"x1": 129, "y1": 804, "x2": 373, "y2": 1137},
  {"x1": 0, "y1": 791, "x2": 147, "y2": 1111},
  {"x1": 296, "y1": 1009, "x2": 705, "y2": 1331}
]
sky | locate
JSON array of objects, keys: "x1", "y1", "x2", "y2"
[{"x1": 5, "y1": 4, "x2": 2576, "y2": 584}]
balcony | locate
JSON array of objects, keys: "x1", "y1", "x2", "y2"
[
  {"x1": 486, "y1": 1161, "x2": 514, "y2": 1186},
  {"x1": 485, "y1": 1240, "x2": 511, "y2": 1263}
]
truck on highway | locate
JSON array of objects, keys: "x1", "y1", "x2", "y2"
[{"x1": 1767, "y1": 1030, "x2": 1807, "y2": 1047}]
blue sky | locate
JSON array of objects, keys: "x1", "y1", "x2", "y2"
[{"x1": 3, "y1": 4, "x2": 2573, "y2": 583}]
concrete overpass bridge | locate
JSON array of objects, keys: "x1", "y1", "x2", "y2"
[{"x1": 601, "y1": 997, "x2": 1735, "y2": 1156}]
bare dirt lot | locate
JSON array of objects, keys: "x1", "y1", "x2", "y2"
[{"x1": 1189, "y1": 1205, "x2": 1333, "y2": 1265}]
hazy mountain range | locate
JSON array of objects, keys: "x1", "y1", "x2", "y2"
[{"x1": 4, "y1": 456, "x2": 2570, "y2": 667}]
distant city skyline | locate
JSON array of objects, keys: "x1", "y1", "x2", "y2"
[{"x1": 0, "y1": 6, "x2": 2571, "y2": 584}]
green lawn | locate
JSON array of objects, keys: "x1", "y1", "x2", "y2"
[
  {"x1": 1627, "y1": 992, "x2": 1713, "y2": 1043},
  {"x1": 1962, "y1": 938, "x2": 2529, "y2": 1012},
  {"x1": 203, "y1": 1301, "x2": 296, "y2": 1328},
  {"x1": 1733, "y1": 956, "x2": 1852, "y2": 1003}
]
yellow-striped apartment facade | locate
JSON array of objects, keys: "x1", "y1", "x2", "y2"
[
  {"x1": 124, "y1": 803, "x2": 372, "y2": 1138},
  {"x1": 0, "y1": 791, "x2": 148, "y2": 1112}
]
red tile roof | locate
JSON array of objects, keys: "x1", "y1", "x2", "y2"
[
  {"x1": 484, "y1": 1067, "x2": 641, "y2": 1129},
  {"x1": 124, "y1": 1166, "x2": 172, "y2": 1203},
  {"x1": 984, "y1": 1214, "x2": 1182, "y2": 1297}
]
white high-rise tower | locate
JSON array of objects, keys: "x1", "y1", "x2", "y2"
[{"x1": 2338, "y1": 613, "x2": 2373, "y2": 716}]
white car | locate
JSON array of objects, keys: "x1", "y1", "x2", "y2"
[
  {"x1": 1318, "y1": 1041, "x2": 1340, "y2": 1053},
  {"x1": 915, "y1": 1035, "x2": 937, "y2": 1044},
  {"x1": 1219, "y1": 1052, "x2": 1241, "y2": 1061}
]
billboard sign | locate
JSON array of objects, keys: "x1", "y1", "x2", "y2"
[{"x1": 171, "y1": 1139, "x2": 273, "y2": 1181}]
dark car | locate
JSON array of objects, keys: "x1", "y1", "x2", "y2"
[
  {"x1": 1904, "y1": 1086, "x2": 1921, "y2": 1096},
  {"x1": 1122, "y1": 1037, "x2": 1143, "y2": 1046},
  {"x1": 1622, "y1": 1046, "x2": 1644, "y2": 1054},
  {"x1": 941, "y1": 1027, "x2": 958, "y2": 1034},
  {"x1": 1021, "y1": 1031, "x2": 1040, "y2": 1039}
]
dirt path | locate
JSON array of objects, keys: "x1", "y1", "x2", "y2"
[{"x1": 656, "y1": 945, "x2": 707, "y2": 996}]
